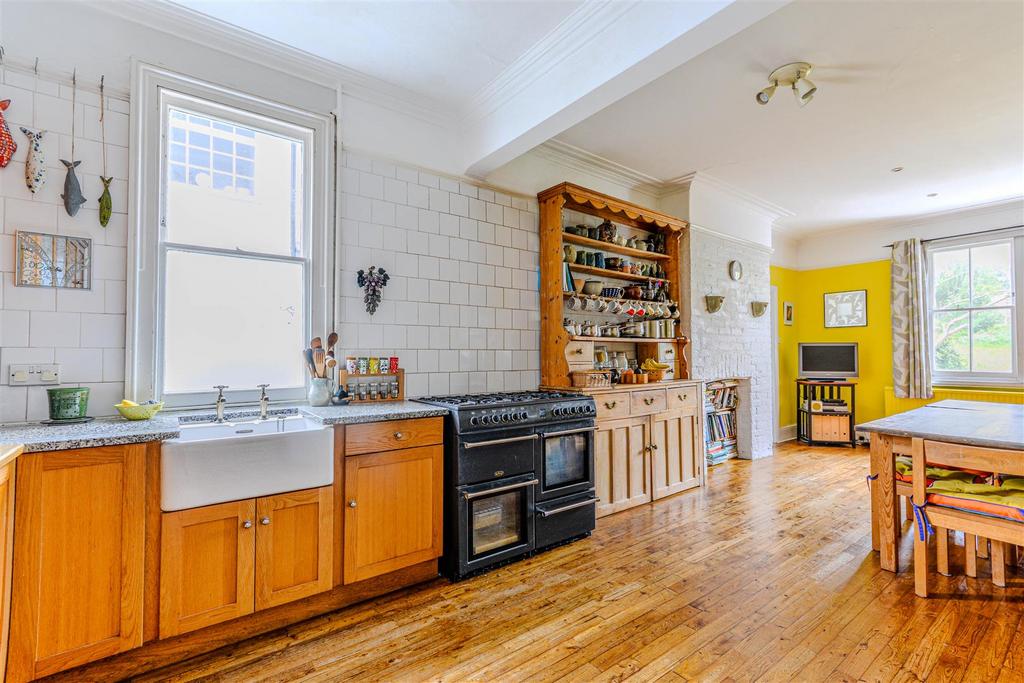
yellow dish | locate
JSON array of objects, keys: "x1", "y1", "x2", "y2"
[{"x1": 115, "y1": 402, "x2": 164, "y2": 420}]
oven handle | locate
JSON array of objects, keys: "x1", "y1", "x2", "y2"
[
  {"x1": 463, "y1": 434, "x2": 539, "y2": 449},
  {"x1": 542, "y1": 426, "x2": 597, "y2": 438},
  {"x1": 537, "y1": 497, "x2": 598, "y2": 517},
  {"x1": 462, "y1": 478, "x2": 539, "y2": 500}
]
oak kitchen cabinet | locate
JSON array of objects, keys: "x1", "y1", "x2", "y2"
[
  {"x1": 343, "y1": 419, "x2": 443, "y2": 584},
  {"x1": 0, "y1": 447, "x2": 22, "y2": 683},
  {"x1": 591, "y1": 382, "x2": 704, "y2": 518},
  {"x1": 160, "y1": 486, "x2": 333, "y2": 638},
  {"x1": 7, "y1": 445, "x2": 146, "y2": 682}
]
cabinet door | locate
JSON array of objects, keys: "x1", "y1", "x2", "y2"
[
  {"x1": 0, "y1": 459, "x2": 17, "y2": 683},
  {"x1": 344, "y1": 445, "x2": 442, "y2": 584},
  {"x1": 651, "y1": 410, "x2": 702, "y2": 500},
  {"x1": 255, "y1": 487, "x2": 333, "y2": 610},
  {"x1": 159, "y1": 500, "x2": 256, "y2": 638},
  {"x1": 593, "y1": 415, "x2": 651, "y2": 518},
  {"x1": 9, "y1": 445, "x2": 145, "y2": 682}
]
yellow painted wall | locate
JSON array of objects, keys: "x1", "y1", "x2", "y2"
[
  {"x1": 771, "y1": 262, "x2": 1024, "y2": 433},
  {"x1": 771, "y1": 260, "x2": 892, "y2": 426}
]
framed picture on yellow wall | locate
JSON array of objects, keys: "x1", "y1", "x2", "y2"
[
  {"x1": 783, "y1": 301, "x2": 794, "y2": 326},
  {"x1": 824, "y1": 289, "x2": 867, "y2": 328}
]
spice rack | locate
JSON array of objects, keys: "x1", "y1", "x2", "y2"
[{"x1": 339, "y1": 368, "x2": 405, "y2": 402}]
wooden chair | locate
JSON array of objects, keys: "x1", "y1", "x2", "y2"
[{"x1": 913, "y1": 438, "x2": 1024, "y2": 597}]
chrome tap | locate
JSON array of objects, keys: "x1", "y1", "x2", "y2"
[
  {"x1": 213, "y1": 385, "x2": 229, "y2": 423},
  {"x1": 257, "y1": 384, "x2": 271, "y2": 420}
]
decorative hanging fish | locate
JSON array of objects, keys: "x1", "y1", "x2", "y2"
[
  {"x1": 0, "y1": 100, "x2": 16, "y2": 168},
  {"x1": 20, "y1": 127, "x2": 45, "y2": 193},
  {"x1": 98, "y1": 176, "x2": 113, "y2": 227},
  {"x1": 60, "y1": 160, "x2": 87, "y2": 217}
]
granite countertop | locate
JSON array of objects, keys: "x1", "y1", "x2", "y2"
[
  {"x1": 0, "y1": 401, "x2": 449, "y2": 453},
  {"x1": 300, "y1": 401, "x2": 449, "y2": 425},
  {"x1": 857, "y1": 399, "x2": 1024, "y2": 451}
]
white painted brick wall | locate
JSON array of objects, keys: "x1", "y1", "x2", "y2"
[
  {"x1": 339, "y1": 151, "x2": 540, "y2": 397},
  {"x1": 0, "y1": 67, "x2": 130, "y2": 421},
  {"x1": 685, "y1": 231, "x2": 773, "y2": 459}
]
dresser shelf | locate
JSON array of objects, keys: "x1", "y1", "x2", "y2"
[{"x1": 562, "y1": 232, "x2": 672, "y2": 261}]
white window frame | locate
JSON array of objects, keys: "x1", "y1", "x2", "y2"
[
  {"x1": 128, "y1": 62, "x2": 334, "y2": 408},
  {"x1": 925, "y1": 229, "x2": 1024, "y2": 387}
]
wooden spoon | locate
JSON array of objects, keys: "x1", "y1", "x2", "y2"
[
  {"x1": 310, "y1": 336, "x2": 323, "y2": 350},
  {"x1": 327, "y1": 331, "x2": 338, "y2": 354}
]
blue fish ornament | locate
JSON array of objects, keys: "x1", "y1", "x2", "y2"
[{"x1": 60, "y1": 159, "x2": 86, "y2": 217}]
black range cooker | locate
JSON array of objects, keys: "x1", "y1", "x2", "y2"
[{"x1": 413, "y1": 391, "x2": 597, "y2": 580}]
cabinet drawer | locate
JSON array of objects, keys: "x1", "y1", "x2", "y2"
[
  {"x1": 667, "y1": 387, "x2": 698, "y2": 412},
  {"x1": 652, "y1": 342, "x2": 677, "y2": 362},
  {"x1": 345, "y1": 417, "x2": 443, "y2": 456},
  {"x1": 564, "y1": 341, "x2": 593, "y2": 365},
  {"x1": 630, "y1": 389, "x2": 667, "y2": 414},
  {"x1": 595, "y1": 392, "x2": 631, "y2": 420}
]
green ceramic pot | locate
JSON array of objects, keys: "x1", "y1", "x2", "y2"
[{"x1": 46, "y1": 387, "x2": 90, "y2": 420}]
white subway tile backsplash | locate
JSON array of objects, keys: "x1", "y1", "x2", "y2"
[
  {"x1": 54, "y1": 347, "x2": 104, "y2": 383},
  {"x1": 80, "y1": 313, "x2": 125, "y2": 348},
  {"x1": 30, "y1": 311, "x2": 81, "y2": 347}
]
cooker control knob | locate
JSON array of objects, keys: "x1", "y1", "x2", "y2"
[
  {"x1": 501, "y1": 413, "x2": 511, "y2": 422},
  {"x1": 573, "y1": 405, "x2": 583, "y2": 415},
  {"x1": 480, "y1": 415, "x2": 491, "y2": 425},
  {"x1": 519, "y1": 411, "x2": 528, "y2": 421},
  {"x1": 469, "y1": 416, "x2": 479, "y2": 426},
  {"x1": 554, "y1": 407, "x2": 564, "y2": 417}
]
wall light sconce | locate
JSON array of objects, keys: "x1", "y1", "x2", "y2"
[
  {"x1": 705, "y1": 295, "x2": 725, "y2": 313},
  {"x1": 750, "y1": 301, "x2": 768, "y2": 317}
]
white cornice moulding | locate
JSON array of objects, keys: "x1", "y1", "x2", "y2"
[
  {"x1": 533, "y1": 140, "x2": 664, "y2": 198},
  {"x1": 688, "y1": 223, "x2": 775, "y2": 255},
  {"x1": 461, "y1": 1, "x2": 639, "y2": 125},
  {"x1": 93, "y1": 0, "x2": 453, "y2": 126},
  {"x1": 665, "y1": 172, "x2": 794, "y2": 221},
  {"x1": 788, "y1": 195, "x2": 1024, "y2": 240}
]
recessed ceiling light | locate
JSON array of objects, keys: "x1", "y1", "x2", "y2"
[
  {"x1": 927, "y1": 193, "x2": 938, "y2": 197},
  {"x1": 891, "y1": 167, "x2": 904, "y2": 173}
]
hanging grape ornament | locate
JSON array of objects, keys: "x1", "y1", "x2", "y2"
[{"x1": 357, "y1": 266, "x2": 389, "y2": 315}]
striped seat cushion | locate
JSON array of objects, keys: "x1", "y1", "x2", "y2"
[
  {"x1": 894, "y1": 456, "x2": 988, "y2": 485},
  {"x1": 926, "y1": 478, "x2": 1024, "y2": 523}
]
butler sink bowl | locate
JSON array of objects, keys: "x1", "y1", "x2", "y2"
[{"x1": 161, "y1": 415, "x2": 334, "y2": 511}]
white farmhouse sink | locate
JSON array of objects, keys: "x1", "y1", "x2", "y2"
[{"x1": 161, "y1": 415, "x2": 334, "y2": 511}]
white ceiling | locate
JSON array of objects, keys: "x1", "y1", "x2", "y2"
[
  {"x1": 556, "y1": 0, "x2": 1024, "y2": 235},
  {"x1": 173, "y1": 0, "x2": 583, "y2": 107}
]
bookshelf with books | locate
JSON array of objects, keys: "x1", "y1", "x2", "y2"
[{"x1": 704, "y1": 379, "x2": 739, "y2": 465}]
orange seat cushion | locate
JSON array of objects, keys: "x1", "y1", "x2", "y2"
[{"x1": 894, "y1": 456, "x2": 989, "y2": 485}]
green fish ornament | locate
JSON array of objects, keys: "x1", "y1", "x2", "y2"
[{"x1": 98, "y1": 176, "x2": 113, "y2": 227}]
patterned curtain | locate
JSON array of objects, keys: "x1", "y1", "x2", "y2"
[{"x1": 891, "y1": 239, "x2": 933, "y2": 399}]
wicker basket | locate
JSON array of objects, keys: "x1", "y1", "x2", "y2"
[{"x1": 570, "y1": 370, "x2": 612, "y2": 388}]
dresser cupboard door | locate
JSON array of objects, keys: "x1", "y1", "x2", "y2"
[
  {"x1": 8, "y1": 446, "x2": 145, "y2": 682},
  {"x1": 651, "y1": 410, "x2": 701, "y2": 500},
  {"x1": 593, "y1": 415, "x2": 651, "y2": 517},
  {"x1": 344, "y1": 445, "x2": 443, "y2": 584},
  {"x1": 159, "y1": 500, "x2": 256, "y2": 638},
  {"x1": 255, "y1": 487, "x2": 333, "y2": 610}
]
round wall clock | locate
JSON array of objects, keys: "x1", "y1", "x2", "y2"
[{"x1": 728, "y1": 260, "x2": 743, "y2": 281}]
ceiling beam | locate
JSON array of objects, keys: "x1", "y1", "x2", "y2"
[{"x1": 462, "y1": 0, "x2": 791, "y2": 179}]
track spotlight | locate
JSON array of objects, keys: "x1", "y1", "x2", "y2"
[
  {"x1": 755, "y1": 82, "x2": 777, "y2": 105},
  {"x1": 756, "y1": 62, "x2": 817, "y2": 107},
  {"x1": 793, "y1": 76, "x2": 816, "y2": 104}
]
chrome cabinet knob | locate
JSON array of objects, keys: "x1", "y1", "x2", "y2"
[
  {"x1": 348, "y1": 500, "x2": 357, "y2": 508},
  {"x1": 242, "y1": 519, "x2": 253, "y2": 529},
  {"x1": 394, "y1": 431, "x2": 404, "y2": 440},
  {"x1": 260, "y1": 517, "x2": 270, "y2": 525}
]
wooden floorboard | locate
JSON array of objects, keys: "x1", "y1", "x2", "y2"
[{"x1": 133, "y1": 442, "x2": 1023, "y2": 682}]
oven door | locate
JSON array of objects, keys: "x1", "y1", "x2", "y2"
[
  {"x1": 457, "y1": 473, "x2": 536, "y2": 575},
  {"x1": 537, "y1": 423, "x2": 595, "y2": 501}
]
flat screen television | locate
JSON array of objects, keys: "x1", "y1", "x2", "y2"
[{"x1": 798, "y1": 342, "x2": 858, "y2": 379}]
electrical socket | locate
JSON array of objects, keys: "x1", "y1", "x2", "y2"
[{"x1": 7, "y1": 364, "x2": 61, "y2": 386}]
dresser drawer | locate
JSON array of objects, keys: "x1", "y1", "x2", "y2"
[
  {"x1": 564, "y1": 340, "x2": 593, "y2": 365},
  {"x1": 652, "y1": 342, "x2": 678, "y2": 363},
  {"x1": 345, "y1": 417, "x2": 443, "y2": 456},
  {"x1": 630, "y1": 389, "x2": 667, "y2": 414},
  {"x1": 667, "y1": 386, "x2": 698, "y2": 412},
  {"x1": 595, "y1": 392, "x2": 632, "y2": 420}
]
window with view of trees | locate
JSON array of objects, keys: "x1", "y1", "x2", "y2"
[{"x1": 927, "y1": 233, "x2": 1022, "y2": 385}]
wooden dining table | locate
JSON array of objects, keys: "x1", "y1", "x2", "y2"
[{"x1": 857, "y1": 399, "x2": 1024, "y2": 572}]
